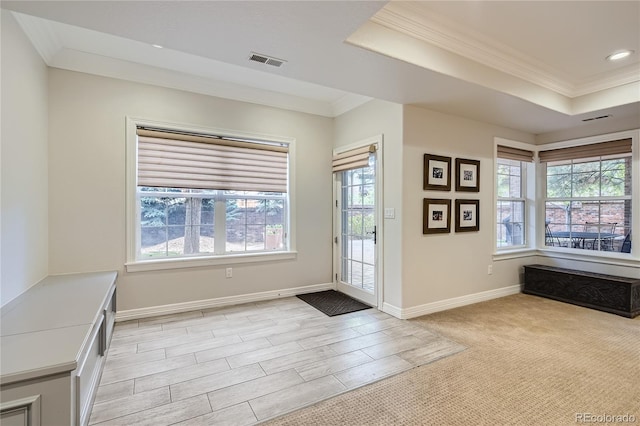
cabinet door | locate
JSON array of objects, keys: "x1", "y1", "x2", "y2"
[
  {"x1": 103, "y1": 289, "x2": 116, "y2": 353},
  {"x1": 0, "y1": 395, "x2": 41, "y2": 426}
]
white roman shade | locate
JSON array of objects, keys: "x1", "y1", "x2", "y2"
[
  {"x1": 332, "y1": 144, "x2": 377, "y2": 173},
  {"x1": 538, "y1": 138, "x2": 632, "y2": 163},
  {"x1": 137, "y1": 128, "x2": 288, "y2": 193},
  {"x1": 497, "y1": 145, "x2": 534, "y2": 162}
]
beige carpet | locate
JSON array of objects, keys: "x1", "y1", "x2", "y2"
[{"x1": 265, "y1": 294, "x2": 639, "y2": 425}]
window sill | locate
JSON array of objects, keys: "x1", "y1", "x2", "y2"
[
  {"x1": 125, "y1": 251, "x2": 298, "y2": 273},
  {"x1": 493, "y1": 248, "x2": 537, "y2": 261},
  {"x1": 536, "y1": 248, "x2": 640, "y2": 268}
]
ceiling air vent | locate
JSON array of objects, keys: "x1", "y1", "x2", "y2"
[
  {"x1": 582, "y1": 115, "x2": 612, "y2": 122},
  {"x1": 249, "y1": 52, "x2": 286, "y2": 68}
]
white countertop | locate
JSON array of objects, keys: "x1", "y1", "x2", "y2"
[{"x1": 0, "y1": 271, "x2": 117, "y2": 384}]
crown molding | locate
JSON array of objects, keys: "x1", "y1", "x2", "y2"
[
  {"x1": 372, "y1": 3, "x2": 582, "y2": 98},
  {"x1": 574, "y1": 65, "x2": 640, "y2": 98},
  {"x1": 12, "y1": 12, "x2": 61, "y2": 64}
]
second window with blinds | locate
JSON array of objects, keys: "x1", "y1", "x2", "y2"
[
  {"x1": 496, "y1": 144, "x2": 534, "y2": 249},
  {"x1": 134, "y1": 125, "x2": 290, "y2": 261}
]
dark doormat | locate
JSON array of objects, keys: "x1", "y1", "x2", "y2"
[{"x1": 296, "y1": 290, "x2": 372, "y2": 317}]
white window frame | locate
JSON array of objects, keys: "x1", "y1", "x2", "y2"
[
  {"x1": 493, "y1": 138, "x2": 537, "y2": 258},
  {"x1": 496, "y1": 158, "x2": 527, "y2": 248},
  {"x1": 125, "y1": 117, "x2": 297, "y2": 272},
  {"x1": 537, "y1": 129, "x2": 639, "y2": 265}
]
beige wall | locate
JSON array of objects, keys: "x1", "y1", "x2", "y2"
[
  {"x1": 48, "y1": 69, "x2": 334, "y2": 311},
  {"x1": 0, "y1": 11, "x2": 49, "y2": 307},
  {"x1": 333, "y1": 99, "x2": 404, "y2": 307},
  {"x1": 401, "y1": 105, "x2": 536, "y2": 308}
]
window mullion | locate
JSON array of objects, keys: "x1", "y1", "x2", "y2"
[
  {"x1": 164, "y1": 202, "x2": 169, "y2": 257},
  {"x1": 214, "y1": 198, "x2": 226, "y2": 254}
]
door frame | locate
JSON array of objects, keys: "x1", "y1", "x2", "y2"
[{"x1": 333, "y1": 135, "x2": 384, "y2": 309}]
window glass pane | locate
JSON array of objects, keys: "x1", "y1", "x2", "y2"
[
  {"x1": 139, "y1": 197, "x2": 185, "y2": 258},
  {"x1": 497, "y1": 159, "x2": 522, "y2": 198},
  {"x1": 224, "y1": 198, "x2": 286, "y2": 253},
  {"x1": 508, "y1": 174, "x2": 521, "y2": 198},
  {"x1": 601, "y1": 158, "x2": 627, "y2": 196},
  {"x1": 359, "y1": 167, "x2": 375, "y2": 185},
  {"x1": 497, "y1": 201, "x2": 524, "y2": 247},
  {"x1": 141, "y1": 226, "x2": 168, "y2": 257},
  {"x1": 496, "y1": 174, "x2": 510, "y2": 198},
  {"x1": 199, "y1": 226, "x2": 215, "y2": 254},
  {"x1": 547, "y1": 163, "x2": 571, "y2": 175},
  {"x1": 352, "y1": 184, "x2": 363, "y2": 206},
  {"x1": 362, "y1": 184, "x2": 374, "y2": 206},
  {"x1": 545, "y1": 201, "x2": 570, "y2": 230},
  {"x1": 497, "y1": 163, "x2": 510, "y2": 175},
  {"x1": 247, "y1": 225, "x2": 265, "y2": 251},
  {"x1": 546, "y1": 172, "x2": 571, "y2": 198},
  {"x1": 348, "y1": 211, "x2": 364, "y2": 238},
  {"x1": 545, "y1": 200, "x2": 629, "y2": 251},
  {"x1": 139, "y1": 196, "x2": 220, "y2": 257},
  {"x1": 265, "y1": 200, "x2": 284, "y2": 225},
  {"x1": 572, "y1": 169, "x2": 600, "y2": 198}
]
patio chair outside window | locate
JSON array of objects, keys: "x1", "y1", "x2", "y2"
[
  {"x1": 621, "y1": 232, "x2": 631, "y2": 253},
  {"x1": 583, "y1": 222, "x2": 617, "y2": 250},
  {"x1": 502, "y1": 216, "x2": 522, "y2": 245}
]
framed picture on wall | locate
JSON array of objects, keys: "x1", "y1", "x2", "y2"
[
  {"x1": 423, "y1": 198, "x2": 451, "y2": 234},
  {"x1": 455, "y1": 199, "x2": 480, "y2": 232},
  {"x1": 455, "y1": 158, "x2": 480, "y2": 192},
  {"x1": 424, "y1": 154, "x2": 452, "y2": 191}
]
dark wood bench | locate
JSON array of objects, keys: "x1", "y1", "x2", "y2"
[{"x1": 523, "y1": 264, "x2": 639, "y2": 318}]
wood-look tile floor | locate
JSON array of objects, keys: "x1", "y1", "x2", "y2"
[{"x1": 89, "y1": 296, "x2": 465, "y2": 425}]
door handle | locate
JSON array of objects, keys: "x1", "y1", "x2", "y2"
[{"x1": 367, "y1": 226, "x2": 377, "y2": 244}]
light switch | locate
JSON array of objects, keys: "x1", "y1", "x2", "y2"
[{"x1": 384, "y1": 208, "x2": 395, "y2": 219}]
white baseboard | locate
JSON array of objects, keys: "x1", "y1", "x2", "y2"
[
  {"x1": 115, "y1": 282, "x2": 335, "y2": 322},
  {"x1": 380, "y1": 303, "x2": 403, "y2": 318},
  {"x1": 382, "y1": 284, "x2": 522, "y2": 319}
]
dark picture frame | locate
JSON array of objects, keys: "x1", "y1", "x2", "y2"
[
  {"x1": 424, "y1": 154, "x2": 452, "y2": 191},
  {"x1": 455, "y1": 158, "x2": 480, "y2": 192},
  {"x1": 455, "y1": 199, "x2": 480, "y2": 232},
  {"x1": 423, "y1": 198, "x2": 451, "y2": 234}
]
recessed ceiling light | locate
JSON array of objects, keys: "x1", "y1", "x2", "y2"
[
  {"x1": 151, "y1": 44, "x2": 164, "y2": 49},
  {"x1": 606, "y1": 50, "x2": 633, "y2": 61}
]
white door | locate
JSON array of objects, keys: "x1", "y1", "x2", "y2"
[{"x1": 334, "y1": 143, "x2": 379, "y2": 307}]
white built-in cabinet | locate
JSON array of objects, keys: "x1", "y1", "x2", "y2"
[{"x1": 0, "y1": 272, "x2": 117, "y2": 426}]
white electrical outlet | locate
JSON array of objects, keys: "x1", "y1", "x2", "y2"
[
  {"x1": 487, "y1": 265, "x2": 493, "y2": 275},
  {"x1": 225, "y1": 267, "x2": 233, "y2": 278}
]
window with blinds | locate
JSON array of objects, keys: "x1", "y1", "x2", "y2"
[
  {"x1": 542, "y1": 138, "x2": 632, "y2": 252},
  {"x1": 496, "y1": 144, "x2": 533, "y2": 249},
  {"x1": 134, "y1": 126, "x2": 290, "y2": 260}
]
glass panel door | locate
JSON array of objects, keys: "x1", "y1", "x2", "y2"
[{"x1": 336, "y1": 155, "x2": 377, "y2": 306}]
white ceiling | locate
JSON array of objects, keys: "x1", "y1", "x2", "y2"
[{"x1": 3, "y1": 0, "x2": 639, "y2": 135}]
